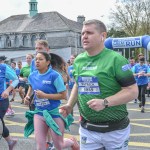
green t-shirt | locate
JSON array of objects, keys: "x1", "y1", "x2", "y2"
[
  {"x1": 73, "y1": 48, "x2": 135, "y2": 123},
  {"x1": 20, "y1": 65, "x2": 30, "y2": 78}
]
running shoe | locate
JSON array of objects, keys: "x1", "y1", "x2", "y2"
[
  {"x1": 46, "y1": 142, "x2": 55, "y2": 150},
  {"x1": 5, "y1": 109, "x2": 15, "y2": 117},
  {"x1": 141, "y1": 106, "x2": 145, "y2": 113}
]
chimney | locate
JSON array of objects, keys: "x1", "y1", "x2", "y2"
[{"x1": 77, "y1": 15, "x2": 85, "y2": 24}]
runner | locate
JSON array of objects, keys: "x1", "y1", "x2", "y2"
[
  {"x1": 0, "y1": 55, "x2": 19, "y2": 150},
  {"x1": 24, "y1": 52, "x2": 79, "y2": 150}
]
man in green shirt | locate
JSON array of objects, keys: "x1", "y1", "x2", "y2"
[{"x1": 60, "y1": 19, "x2": 138, "y2": 150}]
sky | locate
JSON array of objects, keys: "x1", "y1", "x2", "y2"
[{"x1": 0, "y1": 0, "x2": 116, "y2": 26}]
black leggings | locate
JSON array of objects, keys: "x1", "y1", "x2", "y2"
[
  {"x1": 138, "y1": 84, "x2": 148, "y2": 107},
  {"x1": 0, "y1": 98, "x2": 10, "y2": 138}
]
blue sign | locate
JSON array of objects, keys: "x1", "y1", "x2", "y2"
[
  {"x1": 112, "y1": 37, "x2": 142, "y2": 48},
  {"x1": 104, "y1": 35, "x2": 150, "y2": 50}
]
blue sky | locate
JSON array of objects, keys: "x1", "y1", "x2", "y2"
[{"x1": 0, "y1": 0, "x2": 116, "y2": 25}]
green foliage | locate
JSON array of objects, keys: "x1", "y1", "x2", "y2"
[{"x1": 109, "y1": 0, "x2": 150, "y2": 36}]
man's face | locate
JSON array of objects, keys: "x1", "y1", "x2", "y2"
[
  {"x1": 129, "y1": 59, "x2": 135, "y2": 65},
  {"x1": 11, "y1": 63, "x2": 16, "y2": 69},
  {"x1": 81, "y1": 24, "x2": 103, "y2": 51},
  {"x1": 138, "y1": 54, "x2": 144, "y2": 60},
  {"x1": 35, "y1": 43, "x2": 49, "y2": 53},
  {"x1": 70, "y1": 55, "x2": 75, "y2": 64}
]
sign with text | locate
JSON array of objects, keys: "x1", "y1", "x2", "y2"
[{"x1": 112, "y1": 37, "x2": 142, "y2": 48}]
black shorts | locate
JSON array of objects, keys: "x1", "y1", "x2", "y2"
[{"x1": 0, "y1": 98, "x2": 9, "y2": 118}]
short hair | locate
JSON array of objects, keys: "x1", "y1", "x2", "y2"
[
  {"x1": 26, "y1": 54, "x2": 34, "y2": 59},
  {"x1": 35, "y1": 40, "x2": 49, "y2": 48},
  {"x1": 37, "y1": 51, "x2": 51, "y2": 62},
  {"x1": 11, "y1": 61, "x2": 16, "y2": 65},
  {"x1": 17, "y1": 60, "x2": 22, "y2": 64},
  {"x1": 83, "y1": 19, "x2": 107, "y2": 33},
  {"x1": 0, "y1": 55, "x2": 7, "y2": 61},
  {"x1": 130, "y1": 57, "x2": 134, "y2": 60}
]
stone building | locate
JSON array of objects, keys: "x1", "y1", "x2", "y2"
[{"x1": 0, "y1": 0, "x2": 84, "y2": 62}]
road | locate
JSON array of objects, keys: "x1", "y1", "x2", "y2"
[{"x1": 0, "y1": 93, "x2": 150, "y2": 150}]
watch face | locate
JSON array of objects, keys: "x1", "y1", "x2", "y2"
[{"x1": 104, "y1": 99, "x2": 109, "y2": 107}]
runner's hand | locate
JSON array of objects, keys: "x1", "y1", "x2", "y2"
[
  {"x1": 87, "y1": 99, "x2": 105, "y2": 111},
  {"x1": 59, "y1": 104, "x2": 72, "y2": 117},
  {"x1": 24, "y1": 96, "x2": 30, "y2": 105}
]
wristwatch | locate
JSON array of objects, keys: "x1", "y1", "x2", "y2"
[{"x1": 103, "y1": 98, "x2": 109, "y2": 108}]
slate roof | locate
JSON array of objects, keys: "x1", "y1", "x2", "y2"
[{"x1": 0, "y1": 11, "x2": 83, "y2": 34}]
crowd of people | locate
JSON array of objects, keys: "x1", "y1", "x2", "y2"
[{"x1": 0, "y1": 19, "x2": 149, "y2": 150}]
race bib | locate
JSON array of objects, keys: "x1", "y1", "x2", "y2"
[
  {"x1": 78, "y1": 76, "x2": 100, "y2": 95},
  {"x1": 35, "y1": 98, "x2": 50, "y2": 107}
]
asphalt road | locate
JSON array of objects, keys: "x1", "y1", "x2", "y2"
[{"x1": 0, "y1": 93, "x2": 150, "y2": 150}]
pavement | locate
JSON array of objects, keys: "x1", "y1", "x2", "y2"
[{"x1": 0, "y1": 92, "x2": 150, "y2": 150}]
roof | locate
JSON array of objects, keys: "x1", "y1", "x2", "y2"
[{"x1": 0, "y1": 11, "x2": 83, "y2": 34}]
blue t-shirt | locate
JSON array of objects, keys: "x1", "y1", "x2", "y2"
[
  {"x1": 28, "y1": 68, "x2": 66, "y2": 111},
  {"x1": 30, "y1": 58, "x2": 36, "y2": 73},
  {"x1": 68, "y1": 65, "x2": 75, "y2": 89},
  {"x1": 132, "y1": 63, "x2": 150, "y2": 85},
  {"x1": 0, "y1": 64, "x2": 19, "y2": 100},
  {"x1": 15, "y1": 68, "x2": 21, "y2": 77}
]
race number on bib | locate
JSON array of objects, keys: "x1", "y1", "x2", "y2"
[
  {"x1": 35, "y1": 98, "x2": 50, "y2": 107},
  {"x1": 78, "y1": 76, "x2": 100, "y2": 95}
]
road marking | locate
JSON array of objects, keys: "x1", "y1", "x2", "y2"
[
  {"x1": 130, "y1": 133, "x2": 150, "y2": 136},
  {"x1": 131, "y1": 118, "x2": 150, "y2": 121},
  {"x1": 131, "y1": 123, "x2": 150, "y2": 128},
  {"x1": 9, "y1": 133, "x2": 150, "y2": 148},
  {"x1": 129, "y1": 142, "x2": 150, "y2": 147},
  {"x1": 11, "y1": 105, "x2": 28, "y2": 109},
  {"x1": 5, "y1": 120, "x2": 26, "y2": 127},
  {"x1": 128, "y1": 109, "x2": 150, "y2": 112}
]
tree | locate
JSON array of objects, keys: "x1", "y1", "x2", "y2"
[
  {"x1": 107, "y1": 28, "x2": 128, "y2": 37},
  {"x1": 109, "y1": 0, "x2": 150, "y2": 36}
]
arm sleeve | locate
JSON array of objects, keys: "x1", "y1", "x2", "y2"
[
  {"x1": 5, "y1": 65, "x2": 19, "y2": 88},
  {"x1": 54, "y1": 74, "x2": 66, "y2": 92},
  {"x1": 115, "y1": 56, "x2": 136, "y2": 87}
]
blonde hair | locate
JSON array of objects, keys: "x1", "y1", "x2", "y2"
[
  {"x1": 26, "y1": 54, "x2": 34, "y2": 59},
  {"x1": 35, "y1": 40, "x2": 49, "y2": 48}
]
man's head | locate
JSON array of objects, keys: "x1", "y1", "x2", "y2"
[
  {"x1": 81, "y1": 19, "x2": 107, "y2": 53},
  {"x1": 129, "y1": 57, "x2": 135, "y2": 65},
  {"x1": 70, "y1": 54, "x2": 76, "y2": 65},
  {"x1": 0, "y1": 55, "x2": 7, "y2": 63},
  {"x1": 17, "y1": 61, "x2": 22, "y2": 69},
  {"x1": 35, "y1": 40, "x2": 50, "y2": 53},
  {"x1": 11, "y1": 62, "x2": 16, "y2": 69},
  {"x1": 138, "y1": 53, "x2": 144, "y2": 60},
  {"x1": 139, "y1": 57, "x2": 145, "y2": 64}
]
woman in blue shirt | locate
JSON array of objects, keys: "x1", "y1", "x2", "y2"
[
  {"x1": 0, "y1": 55, "x2": 19, "y2": 150},
  {"x1": 24, "y1": 52, "x2": 79, "y2": 150},
  {"x1": 132, "y1": 57, "x2": 150, "y2": 113}
]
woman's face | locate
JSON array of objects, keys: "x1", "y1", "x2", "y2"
[
  {"x1": 26, "y1": 55, "x2": 32, "y2": 65},
  {"x1": 35, "y1": 53, "x2": 50, "y2": 72}
]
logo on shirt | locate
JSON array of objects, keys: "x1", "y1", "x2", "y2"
[
  {"x1": 82, "y1": 66, "x2": 97, "y2": 71},
  {"x1": 81, "y1": 136, "x2": 87, "y2": 144},
  {"x1": 122, "y1": 64, "x2": 131, "y2": 71},
  {"x1": 42, "y1": 80, "x2": 51, "y2": 84}
]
